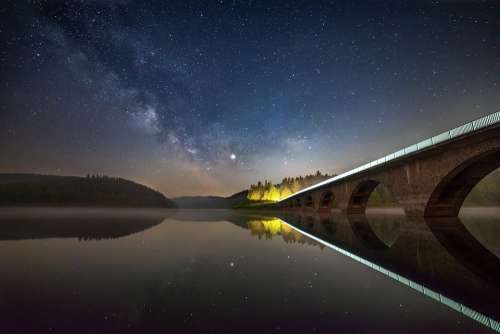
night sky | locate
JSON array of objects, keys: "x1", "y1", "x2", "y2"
[{"x1": 1, "y1": 1, "x2": 499, "y2": 197}]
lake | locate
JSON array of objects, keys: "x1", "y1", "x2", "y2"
[{"x1": 0, "y1": 207, "x2": 499, "y2": 333}]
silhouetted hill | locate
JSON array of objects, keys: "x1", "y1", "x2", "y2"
[
  {"x1": 173, "y1": 190, "x2": 248, "y2": 209},
  {"x1": 0, "y1": 174, "x2": 177, "y2": 208}
]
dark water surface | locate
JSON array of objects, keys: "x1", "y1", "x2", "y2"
[{"x1": 0, "y1": 207, "x2": 499, "y2": 333}]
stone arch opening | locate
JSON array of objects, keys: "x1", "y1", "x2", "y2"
[
  {"x1": 294, "y1": 197, "x2": 301, "y2": 208},
  {"x1": 366, "y1": 183, "x2": 401, "y2": 213},
  {"x1": 305, "y1": 195, "x2": 314, "y2": 208},
  {"x1": 319, "y1": 190, "x2": 335, "y2": 210},
  {"x1": 347, "y1": 180, "x2": 380, "y2": 214},
  {"x1": 348, "y1": 180, "x2": 401, "y2": 215},
  {"x1": 425, "y1": 150, "x2": 500, "y2": 217},
  {"x1": 463, "y1": 168, "x2": 500, "y2": 210}
]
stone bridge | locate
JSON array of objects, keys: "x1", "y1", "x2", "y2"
[{"x1": 278, "y1": 111, "x2": 500, "y2": 217}]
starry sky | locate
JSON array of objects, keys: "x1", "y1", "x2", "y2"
[{"x1": 1, "y1": 1, "x2": 499, "y2": 197}]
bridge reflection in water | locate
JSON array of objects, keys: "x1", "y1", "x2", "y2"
[{"x1": 231, "y1": 211, "x2": 500, "y2": 333}]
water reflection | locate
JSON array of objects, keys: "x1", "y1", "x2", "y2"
[
  {"x1": 0, "y1": 207, "x2": 172, "y2": 241},
  {"x1": 461, "y1": 207, "x2": 500, "y2": 259},
  {"x1": 272, "y1": 211, "x2": 500, "y2": 332},
  {"x1": 246, "y1": 218, "x2": 319, "y2": 246},
  {"x1": 0, "y1": 208, "x2": 498, "y2": 333},
  {"x1": 173, "y1": 209, "x2": 500, "y2": 331},
  {"x1": 426, "y1": 216, "x2": 500, "y2": 282},
  {"x1": 348, "y1": 215, "x2": 395, "y2": 249}
]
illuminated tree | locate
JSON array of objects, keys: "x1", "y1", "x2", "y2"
[
  {"x1": 279, "y1": 185, "x2": 292, "y2": 199},
  {"x1": 290, "y1": 178, "x2": 301, "y2": 193},
  {"x1": 247, "y1": 171, "x2": 335, "y2": 202}
]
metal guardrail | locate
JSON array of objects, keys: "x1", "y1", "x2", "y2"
[
  {"x1": 280, "y1": 111, "x2": 500, "y2": 202},
  {"x1": 278, "y1": 218, "x2": 500, "y2": 332}
]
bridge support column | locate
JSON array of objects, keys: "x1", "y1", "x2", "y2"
[
  {"x1": 335, "y1": 199, "x2": 350, "y2": 214},
  {"x1": 398, "y1": 194, "x2": 430, "y2": 217},
  {"x1": 311, "y1": 192, "x2": 323, "y2": 212}
]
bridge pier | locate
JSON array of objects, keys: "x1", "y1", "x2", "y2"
[{"x1": 401, "y1": 202, "x2": 427, "y2": 217}]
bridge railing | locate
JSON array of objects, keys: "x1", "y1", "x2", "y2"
[{"x1": 280, "y1": 111, "x2": 500, "y2": 202}]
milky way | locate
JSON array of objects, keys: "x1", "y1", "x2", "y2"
[{"x1": 1, "y1": 1, "x2": 499, "y2": 196}]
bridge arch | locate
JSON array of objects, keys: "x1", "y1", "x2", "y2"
[
  {"x1": 425, "y1": 149, "x2": 500, "y2": 217},
  {"x1": 346, "y1": 180, "x2": 380, "y2": 215},
  {"x1": 304, "y1": 195, "x2": 314, "y2": 208},
  {"x1": 319, "y1": 190, "x2": 335, "y2": 212}
]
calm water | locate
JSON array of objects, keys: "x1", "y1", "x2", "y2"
[{"x1": 0, "y1": 207, "x2": 499, "y2": 333}]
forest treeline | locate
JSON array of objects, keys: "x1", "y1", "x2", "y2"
[
  {"x1": 0, "y1": 174, "x2": 177, "y2": 208},
  {"x1": 247, "y1": 171, "x2": 333, "y2": 201}
]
